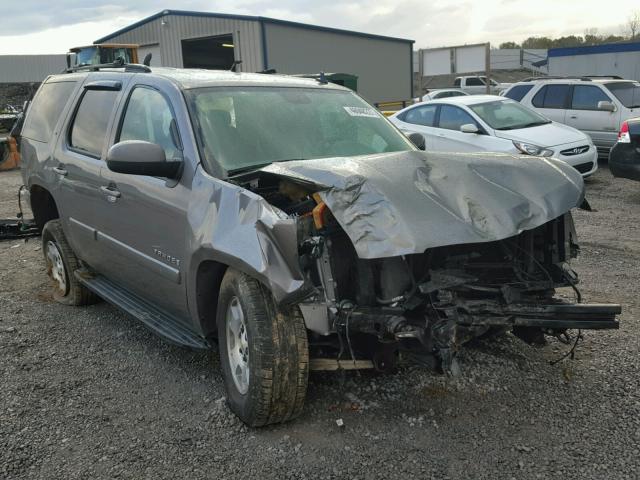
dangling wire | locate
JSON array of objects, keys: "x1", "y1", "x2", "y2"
[{"x1": 549, "y1": 329, "x2": 583, "y2": 365}]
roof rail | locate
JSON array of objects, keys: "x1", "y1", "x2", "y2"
[
  {"x1": 64, "y1": 58, "x2": 151, "y2": 74},
  {"x1": 519, "y1": 75, "x2": 624, "y2": 82}
]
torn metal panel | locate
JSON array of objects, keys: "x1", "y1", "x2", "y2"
[
  {"x1": 188, "y1": 167, "x2": 307, "y2": 303},
  {"x1": 262, "y1": 151, "x2": 585, "y2": 259}
]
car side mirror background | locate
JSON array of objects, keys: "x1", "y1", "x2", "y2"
[
  {"x1": 407, "y1": 132, "x2": 426, "y2": 150},
  {"x1": 460, "y1": 123, "x2": 479, "y2": 134},
  {"x1": 106, "y1": 140, "x2": 182, "y2": 179},
  {"x1": 597, "y1": 101, "x2": 616, "y2": 112}
]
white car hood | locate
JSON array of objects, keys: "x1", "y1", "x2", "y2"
[{"x1": 493, "y1": 122, "x2": 587, "y2": 147}]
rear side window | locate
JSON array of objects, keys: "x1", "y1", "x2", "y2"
[
  {"x1": 504, "y1": 84, "x2": 534, "y2": 102},
  {"x1": 438, "y1": 105, "x2": 478, "y2": 130},
  {"x1": 532, "y1": 85, "x2": 570, "y2": 109},
  {"x1": 70, "y1": 90, "x2": 119, "y2": 157},
  {"x1": 571, "y1": 85, "x2": 612, "y2": 110},
  {"x1": 22, "y1": 81, "x2": 76, "y2": 143},
  {"x1": 403, "y1": 105, "x2": 438, "y2": 126}
]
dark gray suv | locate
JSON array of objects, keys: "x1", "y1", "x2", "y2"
[{"x1": 20, "y1": 65, "x2": 620, "y2": 426}]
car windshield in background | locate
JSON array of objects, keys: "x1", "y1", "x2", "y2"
[
  {"x1": 187, "y1": 87, "x2": 413, "y2": 174},
  {"x1": 604, "y1": 82, "x2": 640, "y2": 108},
  {"x1": 470, "y1": 100, "x2": 551, "y2": 130}
]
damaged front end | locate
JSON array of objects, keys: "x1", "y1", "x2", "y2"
[{"x1": 233, "y1": 151, "x2": 620, "y2": 374}]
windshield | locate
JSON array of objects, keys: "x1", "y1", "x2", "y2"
[
  {"x1": 479, "y1": 77, "x2": 499, "y2": 86},
  {"x1": 75, "y1": 47, "x2": 99, "y2": 66},
  {"x1": 469, "y1": 99, "x2": 550, "y2": 130},
  {"x1": 188, "y1": 87, "x2": 413, "y2": 174},
  {"x1": 604, "y1": 82, "x2": 640, "y2": 108}
]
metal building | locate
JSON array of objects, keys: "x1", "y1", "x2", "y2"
[
  {"x1": 94, "y1": 9, "x2": 414, "y2": 103},
  {"x1": 548, "y1": 42, "x2": 640, "y2": 81},
  {"x1": 0, "y1": 55, "x2": 67, "y2": 83}
]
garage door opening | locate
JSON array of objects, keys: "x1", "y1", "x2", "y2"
[{"x1": 181, "y1": 34, "x2": 236, "y2": 70}]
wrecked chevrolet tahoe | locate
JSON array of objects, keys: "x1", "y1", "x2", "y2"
[{"x1": 20, "y1": 65, "x2": 620, "y2": 426}]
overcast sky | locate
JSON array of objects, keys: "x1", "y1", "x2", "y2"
[{"x1": 0, "y1": 0, "x2": 634, "y2": 55}]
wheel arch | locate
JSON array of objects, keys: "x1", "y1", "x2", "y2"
[
  {"x1": 193, "y1": 259, "x2": 228, "y2": 338},
  {"x1": 29, "y1": 184, "x2": 59, "y2": 231}
]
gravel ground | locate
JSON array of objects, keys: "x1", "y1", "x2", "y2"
[{"x1": 1, "y1": 165, "x2": 639, "y2": 480}]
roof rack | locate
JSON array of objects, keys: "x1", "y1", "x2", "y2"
[
  {"x1": 519, "y1": 75, "x2": 624, "y2": 82},
  {"x1": 64, "y1": 58, "x2": 151, "y2": 74}
]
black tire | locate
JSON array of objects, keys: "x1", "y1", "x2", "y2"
[
  {"x1": 41, "y1": 220, "x2": 99, "y2": 306},
  {"x1": 216, "y1": 268, "x2": 309, "y2": 427}
]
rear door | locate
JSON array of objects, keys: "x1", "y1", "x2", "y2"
[
  {"x1": 95, "y1": 82, "x2": 191, "y2": 319},
  {"x1": 53, "y1": 78, "x2": 126, "y2": 264},
  {"x1": 529, "y1": 84, "x2": 570, "y2": 123},
  {"x1": 565, "y1": 84, "x2": 620, "y2": 151},
  {"x1": 393, "y1": 104, "x2": 439, "y2": 150}
]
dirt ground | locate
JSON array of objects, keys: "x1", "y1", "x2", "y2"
[{"x1": 1, "y1": 165, "x2": 639, "y2": 480}]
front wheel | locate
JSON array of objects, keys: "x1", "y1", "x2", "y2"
[{"x1": 216, "y1": 268, "x2": 309, "y2": 427}]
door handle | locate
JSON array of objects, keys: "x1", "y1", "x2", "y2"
[
  {"x1": 100, "y1": 185, "x2": 121, "y2": 198},
  {"x1": 569, "y1": 115, "x2": 577, "y2": 119},
  {"x1": 53, "y1": 166, "x2": 68, "y2": 177}
]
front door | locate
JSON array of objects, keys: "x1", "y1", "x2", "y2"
[
  {"x1": 432, "y1": 105, "x2": 499, "y2": 152},
  {"x1": 564, "y1": 85, "x2": 620, "y2": 151},
  {"x1": 96, "y1": 85, "x2": 190, "y2": 319}
]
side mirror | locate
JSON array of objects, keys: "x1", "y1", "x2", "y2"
[
  {"x1": 597, "y1": 101, "x2": 616, "y2": 112},
  {"x1": 460, "y1": 123, "x2": 479, "y2": 134},
  {"x1": 106, "y1": 140, "x2": 181, "y2": 178},
  {"x1": 408, "y1": 132, "x2": 426, "y2": 150}
]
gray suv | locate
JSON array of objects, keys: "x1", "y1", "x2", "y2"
[{"x1": 20, "y1": 65, "x2": 620, "y2": 426}]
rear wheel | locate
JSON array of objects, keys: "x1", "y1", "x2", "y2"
[
  {"x1": 216, "y1": 268, "x2": 308, "y2": 426},
  {"x1": 41, "y1": 220, "x2": 98, "y2": 306}
]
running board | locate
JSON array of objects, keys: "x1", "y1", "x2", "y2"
[{"x1": 75, "y1": 271, "x2": 211, "y2": 350}]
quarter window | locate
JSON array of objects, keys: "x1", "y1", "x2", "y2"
[
  {"x1": 438, "y1": 105, "x2": 478, "y2": 131},
  {"x1": 504, "y1": 84, "x2": 534, "y2": 102},
  {"x1": 118, "y1": 87, "x2": 181, "y2": 160},
  {"x1": 571, "y1": 85, "x2": 611, "y2": 110},
  {"x1": 22, "y1": 81, "x2": 77, "y2": 143},
  {"x1": 69, "y1": 90, "x2": 119, "y2": 157},
  {"x1": 403, "y1": 105, "x2": 438, "y2": 127},
  {"x1": 531, "y1": 84, "x2": 570, "y2": 109}
]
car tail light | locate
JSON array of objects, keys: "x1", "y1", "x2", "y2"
[{"x1": 618, "y1": 121, "x2": 631, "y2": 143}]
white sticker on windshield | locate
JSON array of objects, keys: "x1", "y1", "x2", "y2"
[{"x1": 343, "y1": 106, "x2": 379, "y2": 118}]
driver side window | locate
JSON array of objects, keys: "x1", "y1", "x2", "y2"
[
  {"x1": 118, "y1": 87, "x2": 181, "y2": 160},
  {"x1": 438, "y1": 105, "x2": 477, "y2": 131}
]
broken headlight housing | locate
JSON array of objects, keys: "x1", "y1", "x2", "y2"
[{"x1": 513, "y1": 141, "x2": 554, "y2": 157}]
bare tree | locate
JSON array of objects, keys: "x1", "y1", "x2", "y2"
[{"x1": 628, "y1": 11, "x2": 640, "y2": 40}]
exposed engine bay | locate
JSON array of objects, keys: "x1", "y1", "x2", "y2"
[{"x1": 232, "y1": 152, "x2": 620, "y2": 374}]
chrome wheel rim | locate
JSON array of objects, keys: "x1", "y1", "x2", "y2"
[
  {"x1": 226, "y1": 296, "x2": 249, "y2": 394},
  {"x1": 46, "y1": 240, "x2": 67, "y2": 295}
]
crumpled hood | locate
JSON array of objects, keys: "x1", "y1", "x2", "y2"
[
  {"x1": 261, "y1": 151, "x2": 584, "y2": 259},
  {"x1": 494, "y1": 121, "x2": 587, "y2": 147}
]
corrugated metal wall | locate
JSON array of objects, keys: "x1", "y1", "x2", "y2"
[
  {"x1": 0, "y1": 55, "x2": 67, "y2": 82},
  {"x1": 549, "y1": 51, "x2": 640, "y2": 81},
  {"x1": 263, "y1": 23, "x2": 412, "y2": 103},
  {"x1": 99, "y1": 15, "x2": 264, "y2": 72}
]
